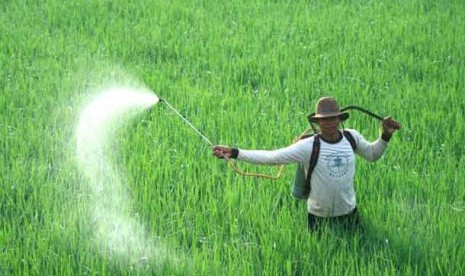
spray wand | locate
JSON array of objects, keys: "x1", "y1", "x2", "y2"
[{"x1": 160, "y1": 98, "x2": 214, "y2": 146}]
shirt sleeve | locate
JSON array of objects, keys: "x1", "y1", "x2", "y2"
[
  {"x1": 347, "y1": 129, "x2": 388, "y2": 162},
  {"x1": 236, "y1": 138, "x2": 313, "y2": 165}
]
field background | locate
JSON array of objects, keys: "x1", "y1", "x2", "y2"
[{"x1": 1, "y1": 0, "x2": 464, "y2": 275}]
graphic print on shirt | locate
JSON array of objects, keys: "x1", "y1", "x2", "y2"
[{"x1": 325, "y1": 152, "x2": 350, "y2": 178}]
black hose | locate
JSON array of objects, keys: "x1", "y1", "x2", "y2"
[{"x1": 340, "y1": 105, "x2": 384, "y2": 121}]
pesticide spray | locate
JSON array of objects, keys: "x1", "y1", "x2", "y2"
[{"x1": 75, "y1": 87, "x2": 172, "y2": 265}]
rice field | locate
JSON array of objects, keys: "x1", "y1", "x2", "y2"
[{"x1": 1, "y1": 0, "x2": 465, "y2": 275}]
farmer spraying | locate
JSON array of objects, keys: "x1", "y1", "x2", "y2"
[{"x1": 212, "y1": 97, "x2": 400, "y2": 232}]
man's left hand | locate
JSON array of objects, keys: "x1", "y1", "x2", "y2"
[{"x1": 382, "y1": 116, "x2": 401, "y2": 137}]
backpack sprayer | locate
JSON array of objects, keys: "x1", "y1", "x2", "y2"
[{"x1": 160, "y1": 98, "x2": 385, "y2": 180}]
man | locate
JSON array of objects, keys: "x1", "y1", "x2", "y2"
[{"x1": 212, "y1": 97, "x2": 400, "y2": 232}]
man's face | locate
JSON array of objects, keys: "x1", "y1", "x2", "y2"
[{"x1": 317, "y1": 116, "x2": 340, "y2": 134}]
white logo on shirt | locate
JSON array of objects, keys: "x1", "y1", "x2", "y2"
[{"x1": 325, "y1": 153, "x2": 350, "y2": 178}]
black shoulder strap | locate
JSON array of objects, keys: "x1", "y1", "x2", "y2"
[
  {"x1": 305, "y1": 135, "x2": 320, "y2": 192},
  {"x1": 343, "y1": 130, "x2": 357, "y2": 151}
]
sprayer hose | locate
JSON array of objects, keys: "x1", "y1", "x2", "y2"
[{"x1": 224, "y1": 128, "x2": 312, "y2": 180}]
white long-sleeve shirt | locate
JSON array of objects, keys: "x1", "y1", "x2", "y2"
[{"x1": 236, "y1": 129, "x2": 389, "y2": 217}]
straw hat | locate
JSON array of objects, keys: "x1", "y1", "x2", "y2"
[{"x1": 307, "y1": 97, "x2": 349, "y2": 123}]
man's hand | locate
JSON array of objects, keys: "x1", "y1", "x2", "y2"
[
  {"x1": 381, "y1": 116, "x2": 401, "y2": 141},
  {"x1": 212, "y1": 145, "x2": 233, "y2": 159}
]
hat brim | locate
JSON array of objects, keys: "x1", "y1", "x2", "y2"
[{"x1": 308, "y1": 112, "x2": 349, "y2": 123}]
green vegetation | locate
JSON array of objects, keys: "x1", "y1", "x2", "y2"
[{"x1": 1, "y1": 0, "x2": 464, "y2": 275}]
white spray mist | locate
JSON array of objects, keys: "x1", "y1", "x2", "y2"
[{"x1": 75, "y1": 87, "x2": 160, "y2": 262}]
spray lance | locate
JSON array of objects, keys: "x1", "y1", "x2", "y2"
[
  {"x1": 159, "y1": 98, "x2": 387, "y2": 180},
  {"x1": 160, "y1": 98, "x2": 266, "y2": 177},
  {"x1": 160, "y1": 98, "x2": 214, "y2": 146}
]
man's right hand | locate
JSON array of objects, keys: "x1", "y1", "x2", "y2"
[{"x1": 212, "y1": 145, "x2": 233, "y2": 159}]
